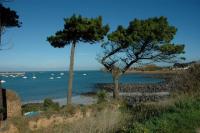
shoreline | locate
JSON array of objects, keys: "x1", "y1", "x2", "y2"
[
  {"x1": 0, "y1": 72, "x2": 25, "y2": 75},
  {"x1": 22, "y1": 95, "x2": 97, "y2": 106}
]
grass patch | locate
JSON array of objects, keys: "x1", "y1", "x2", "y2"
[
  {"x1": 144, "y1": 97, "x2": 200, "y2": 133},
  {"x1": 121, "y1": 96, "x2": 200, "y2": 133}
]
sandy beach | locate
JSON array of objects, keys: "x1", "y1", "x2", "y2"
[{"x1": 22, "y1": 95, "x2": 97, "y2": 106}]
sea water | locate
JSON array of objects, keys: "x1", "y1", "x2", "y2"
[{"x1": 0, "y1": 71, "x2": 162, "y2": 102}]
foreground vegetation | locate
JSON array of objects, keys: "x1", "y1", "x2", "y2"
[
  {"x1": 2, "y1": 64, "x2": 200, "y2": 133},
  {"x1": 120, "y1": 64, "x2": 200, "y2": 133},
  {"x1": 120, "y1": 96, "x2": 200, "y2": 133}
]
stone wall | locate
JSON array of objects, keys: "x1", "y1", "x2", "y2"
[
  {"x1": 96, "y1": 83, "x2": 171, "y2": 106},
  {"x1": 95, "y1": 83, "x2": 171, "y2": 93}
]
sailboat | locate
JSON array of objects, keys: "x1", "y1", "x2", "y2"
[
  {"x1": 0, "y1": 80, "x2": 6, "y2": 83},
  {"x1": 32, "y1": 73, "x2": 37, "y2": 79},
  {"x1": 22, "y1": 76, "x2": 28, "y2": 79},
  {"x1": 49, "y1": 77, "x2": 54, "y2": 80}
]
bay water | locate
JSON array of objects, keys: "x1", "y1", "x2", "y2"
[{"x1": 0, "y1": 71, "x2": 162, "y2": 103}]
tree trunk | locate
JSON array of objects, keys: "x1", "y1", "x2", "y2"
[
  {"x1": 112, "y1": 67, "x2": 121, "y2": 99},
  {"x1": 113, "y1": 75, "x2": 120, "y2": 99},
  {"x1": 67, "y1": 42, "x2": 76, "y2": 105}
]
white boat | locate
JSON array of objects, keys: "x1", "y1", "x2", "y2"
[
  {"x1": 32, "y1": 76, "x2": 37, "y2": 79},
  {"x1": 22, "y1": 76, "x2": 28, "y2": 79},
  {"x1": 49, "y1": 77, "x2": 54, "y2": 80},
  {"x1": 83, "y1": 73, "x2": 87, "y2": 76},
  {"x1": 2, "y1": 75, "x2": 8, "y2": 78},
  {"x1": 60, "y1": 73, "x2": 64, "y2": 76},
  {"x1": 56, "y1": 76, "x2": 61, "y2": 79},
  {"x1": 0, "y1": 80, "x2": 6, "y2": 83},
  {"x1": 51, "y1": 73, "x2": 55, "y2": 76}
]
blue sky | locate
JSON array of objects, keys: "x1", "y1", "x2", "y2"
[{"x1": 0, "y1": 0, "x2": 199, "y2": 71}]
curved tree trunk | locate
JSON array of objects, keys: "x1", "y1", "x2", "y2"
[
  {"x1": 112, "y1": 68, "x2": 121, "y2": 99},
  {"x1": 67, "y1": 42, "x2": 76, "y2": 105}
]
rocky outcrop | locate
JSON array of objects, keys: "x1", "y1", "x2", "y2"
[
  {"x1": 95, "y1": 83, "x2": 171, "y2": 93},
  {"x1": 6, "y1": 90, "x2": 21, "y2": 117}
]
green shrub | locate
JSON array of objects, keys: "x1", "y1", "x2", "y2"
[
  {"x1": 22, "y1": 103, "x2": 43, "y2": 113},
  {"x1": 43, "y1": 98, "x2": 54, "y2": 108},
  {"x1": 127, "y1": 103, "x2": 169, "y2": 122},
  {"x1": 43, "y1": 98, "x2": 60, "y2": 111},
  {"x1": 97, "y1": 90, "x2": 108, "y2": 104},
  {"x1": 22, "y1": 98, "x2": 60, "y2": 114}
]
